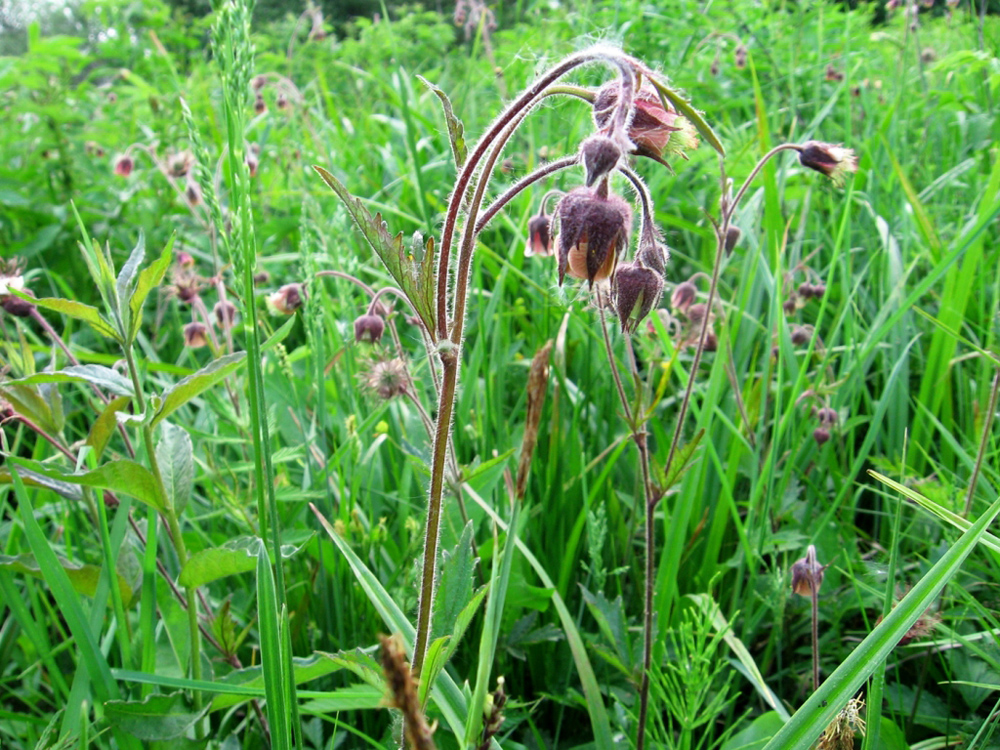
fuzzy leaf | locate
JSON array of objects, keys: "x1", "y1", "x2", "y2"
[
  {"x1": 178, "y1": 536, "x2": 306, "y2": 588},
  {"x1": 416, "y1": 75, "x2": 467, "y2": 168},
  {"x1": 104, "y1": 692, "x2": 209, "y2": 741},
  {"x1": 28, "y1": 297, "x2": 121, "y2": 341},
  {"x1": 432, "y1": 520, "x2": 477, "y2": 641},
  {"x1": 6, "y1": 457, "x2": 163, "y2": 511},
  {"x1": 153, "y1": 352, "x2": 246, "y2": 427},
  {"x1": 156, "y1": 422, "x2": 193, "y2": 514},
  {"x1": 313, "y1": 166, "x2": 437, "y2": 334},
  {"x1": 0, "y1": 382, "x2": 62, "y2": 435},
  {"x1": 5, "y1": 366, "x2": 135, "y2": 397}
]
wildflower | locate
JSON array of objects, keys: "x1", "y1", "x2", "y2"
[
  {"x1": 791, "y1": 545, "x2": 826, "y2": 596},
  {"x1": 813, "y1": 426, "x2": 831, "y2": 445},
  {"x1": 612, "y1": 262, "x2": 663, "y2": 333},
  {"x1": 555, "y1": 186, "x2": 632, "y2": 287},
  {"x1": 592, "y1": 81, "x2": 699, "y2": 163},
  {"x1": 176, "y1": 251, "x2": 196, "y2": 269},
  {"x1": 252, "y1": 74, "x2": 268, "y2": 91},
  {"x1": 214, "y1": 300, "x2": 237, "y2": 328},
  {"x1": 114, "y1": 154, "x2": 134, "y2": 177},
  {"x1": 254, "y1": 95, "x2": 266, "y2": 115},
  {"x1": 184, "y1": 321, "x2": 209, "y2": 348},
  {"x1": 790, "y1": 325, "x2": 811, "y2": 346},
  {"x1": 185, "y1": 179, "x2": 202, "y2": 207},
  {"x1": 724, "y1": 225, "x2": 741, "y2": 255},
  {"x1": 525, "y1": 212, "x2": 552, "y2": 257},
  {"x1": 276, "y1": 93, "x2": 289, "y2": 110},
  {"x1": 817, "y1": 697, "x2": 866, "y2": 750},
  {"x1": 267, "y1": 283, "x2": 306, "y2": 315},
  {"x1": 670, "y1": 280, "x2": 697, "y2": 313},
  {"x1": 363, "y1": 358, "x2": 408, "y2": 400},
  {"x1": 734, "y1": 44, "x2": 747, "y2": 69},
  {"x1": 246, "y1": 153, "x2": 259, "y2": 178},
  {"x1": 797, "y1": 141, "x2": 858, "y2": 187},
  {"x1": 710, "y1": 56, "x2": 720, "y2": 76},
  {"x1": 579, "y1": 134, "x2": 622, "y2": 187},
  {"x1": 354, "y1": 313, "x2": 385, "y2": 344}
]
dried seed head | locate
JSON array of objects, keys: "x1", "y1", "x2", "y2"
[
  {"x1": 791, "y1": 545, "x2": 826, "y2": 596},
  {"x1": 378, "y1": 634, "x2": 436, "y2": 750},
  {"x1": 817, "y1": 697, "x2": 866, "y2": 750},
  {"x1": 670, "y1": 280, "x2": 697, "y2": 313},
  {"x1": 797, "y1": 141, "x2": 858, "y2": 187},
  {"x1": 898, "y1": 608, "x2": 941, "y2": 645},
  {"x1": 267, "y1": 283, "x2": 306, "y2": 315},
  {"x1": 612, "y1": 262, "x2": 664, "y2": 333},
  {"x1": 579, "y1": 134, "x2": 622, "y2": 187},
  {"x1": 354, "y1": 313, "x2": 385, "y2": 344},
  {"x1": 114, "y1": 154, "x2": 134, "y2": 177},
  {"x1": 184, "y1": 321, "x2": 209, "y2": 348},
  {"x1": 555, "y1": 186, "x2": 632, "y2": 287},
  {"x1": 525, "y1": 213, "x2": 552, "y2": 258},
  {"x1": 214, "y1": 300, "x2": 237, "y2": 329},
  {"x1": 364, "y1": 358, "x2": 408, "y2": 400},
  {"x1": 593, "y1": 81, "x2": 699, "y2": 163}
]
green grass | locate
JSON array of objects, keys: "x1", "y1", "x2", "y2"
[{"x1": 2, "y1": 0, "x2": 1000, "y2": 748}]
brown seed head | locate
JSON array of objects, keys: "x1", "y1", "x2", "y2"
[
  {"x1": 797, "y1": 141, "x2": 858, "y2": 187},
  {"x1": 364, "y1": 358, "x2": 409, "y2": 400}
]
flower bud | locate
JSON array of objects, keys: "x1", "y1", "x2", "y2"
[
  {"x1": 267, "y1": 283, "x2": 306, "y2": 315},
  {"x1": 612, "y1": 262, "x2": 663, "y2": 333},
  {"x1": 813, "y1": 426, "x2": 830, "y2": 446},
  {"x1": 525, "y1": 213, "x2": 552, "y2": 257},
  {"x1": 783, "y1": 298, "x2": 798, "y2": 316},
  {"x1": 816, "y1": 406, "x2": 838, "y2": 426},
  {"x1": 636, "y1": 238, "x2": 668, "y2": 277},
  {"x1": 254, "y1": 94, "x2": 266, "y2": 115},
  {"x1": 555, "y1": 186, "x2": 632, "y2": 287},
  {"x1": 168, "y1": 150, "x2": 193, "y2": 178},
  {"x1": 176, "y1": 251, "x2": 195, "y2": 268},
  {"x1": 734, "y1": 44, "x2": 747, "y2": 69},
  {"x1": 791, "y1": 545, "x2": 826, "y2": 596},
  {"x1": 579, "y1": 134, "x2": 622, "y2": 188},
  {"x1": 354, "y1": 313, "x2": 385, "y2": 344},
  {"x1": 670, "y1": 280, "x2": 697, "y2": 312},
  {"x1": 185, "y1": 179, "x2": 202, "y2": 207},
  {"x1": 184, "y1": 321, "x2": 209, "y2": 348},
  {"x1": 798, "y1": 282, "x2": 815, "y2": 299},
  {"x1": 1, "y1": 288, "x2": 34, "y2": 318},
  {"x1": 797, "y1": 141, "x2": 858, "y2": 187},
  {"x1": 702, "y1": 330, "x2": 718, "y2": 351},
  {"x1": 114, "y1": 154, "x2": 134, "y2": 177},
  {"x1": 790, "y1": 325, "x2": 811, "y2": 346},
  {"x1": 724, "y1": 226, "x2": 741, "y2": 255},
  {"x1": 214, "y1": 300, "x2": 237, "y2": 329},
  {"x1": 276, "y1": 93, "x2": 289, "y2": 110}
]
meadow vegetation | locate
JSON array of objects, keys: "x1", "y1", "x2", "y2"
[{"x1": 1, "y1": 0, "x2": 1000, "y2": 748}]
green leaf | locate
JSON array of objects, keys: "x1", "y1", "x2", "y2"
[
  {"x1": 129, "y1": 237, "x2": 174, "y2": 343},
  {"x1": 156, "y1": 422, "x2": 193, "y2": 514},
  {"x1": 29, "y1": 297, "x2": 120, "y2": 341},
  {"x1": 178, "y1": 536, "x2": 308, "y2": 589},
  {"x1": 313, "y1": 166, "x2": 437, "y2": 335},
  {"x1": 0, "y1": 467, "x2": 83, "y2": 502},
  {"x1": 116, "y1": 232, "x2": 146, "y2": 332},
  {"x1": 416, "y1": 75, "x2": 467, "y2": 168},
  {"x1": 5, "y1": 366, "x2": 135, "y2": 397},
  {"x1": 0, "y1": 382, "x2": 63, "y2": 436},
  {"x1": 87, "y1": 396, "x2": 132, "y2": 461},
  {"x1": 298, "y1": 685, "x2": 385, "y2": 714},
  {"x1": 432, "y1": 520, "x2": 477, "y2": 641},
  {"x1": 0, "y1": 553, "x2": 133, "y2": 607},
  {"x1": 7, "y1": 457, "x2": 164, "y2": 511},
  {"x1": 153, "y1": 352, "x2": 247, "y2": 427},
  {"x1": 210, "y1": 653, "x2": 343, "y2": 712},
  {"x1": 760, "y1": 494, "x2": 1000, "y2": 750},
  {"x1": 179, "y1": 537, "x2": 260, "y2": 588},
  {"x1": 104, "y1": 692, "x2": 209, "y2": 741},
  {"x1": 256, "y1": 542, "x2": 294, "y2": 750},
  {"x1": 720, "y1": 711, "x2": 785, "y2": 750}
]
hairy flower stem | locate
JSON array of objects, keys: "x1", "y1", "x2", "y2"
[{"x1": 414, "y1": 46, "x2": 641, "y2": 678}]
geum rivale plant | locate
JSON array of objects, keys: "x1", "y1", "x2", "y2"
[{"x1": 315, "y1": 43, "x2": 858, "y2": 749}]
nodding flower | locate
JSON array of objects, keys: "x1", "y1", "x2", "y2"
[
  {"x1": 555, "y1": 185, "x2": 631, "y2": 287},
  {"x1": 267, "y1": 283, "x2": 306, "y2": 315},
  {"x1": 354, "y1": 313, "x2": 385, "y2": 344},
  {"x1": 593, "y1": 81, "x2": 700, "y2": 164},
  {"x1": 525, "y1": 212, "x2": 552, "y2": 258},
  {"x1": 114, "y1": 154, "x2": 134, "y2": 177},
  {"x1": 791, "y1": 545, "x2": 827, "y2": 597},
  {"x1": 184, "y1": 321, "x2": 209, "y2": 348},
  {"x1": 611, "y1": 262, "x2": 663, "y2": 333},
  {"x1": 796, "y1": 141, "x2": 858, "y2": 187}
]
